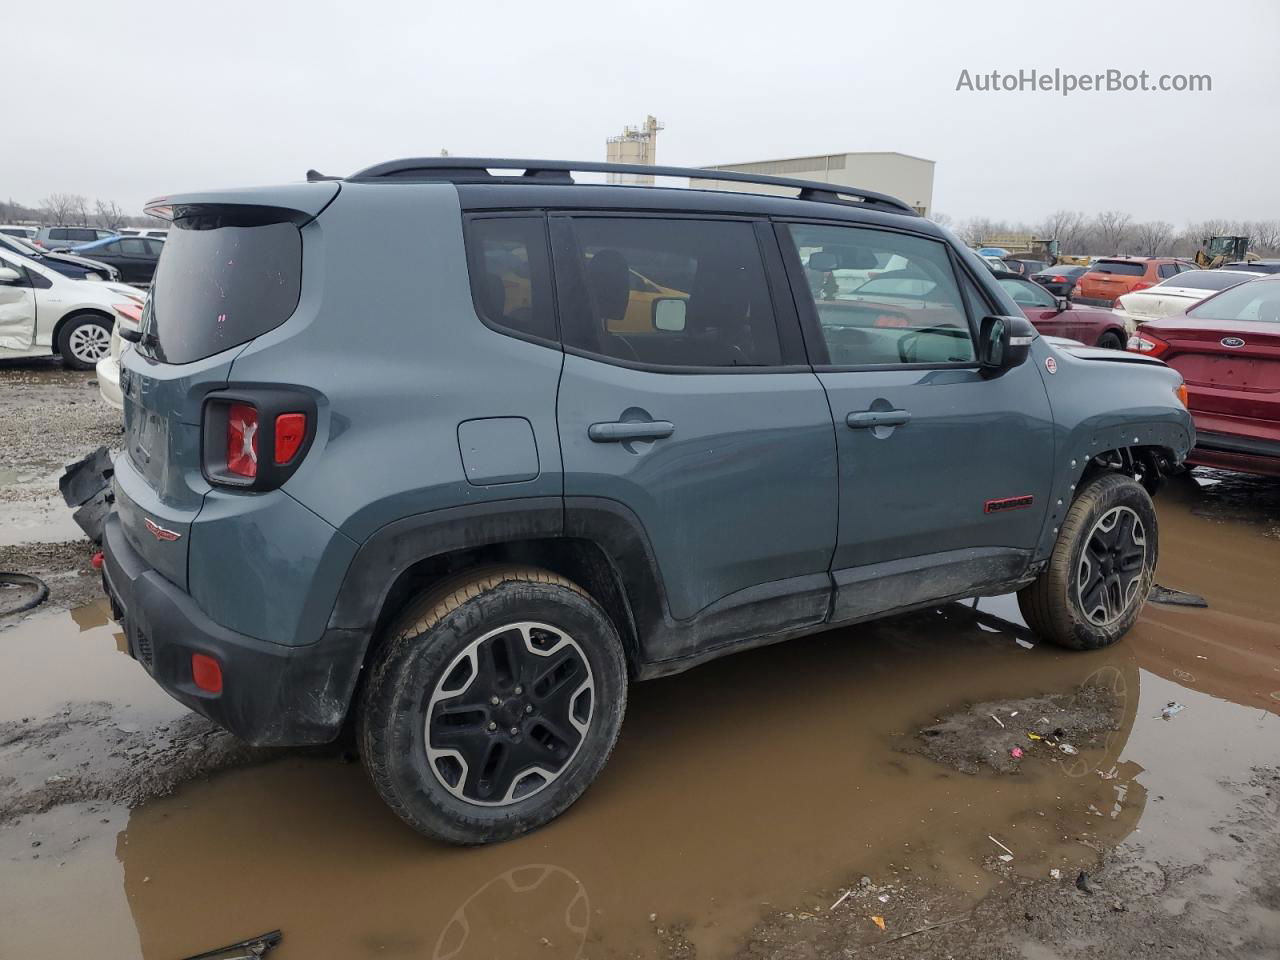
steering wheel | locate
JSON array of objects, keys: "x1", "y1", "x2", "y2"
[{"x1": 897, "y1": 326, "x2": 971, "y2": 364}]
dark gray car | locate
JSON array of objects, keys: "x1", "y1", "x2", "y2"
[{"x1": 100, "y1": 159, "x2": 1193, "y2": 844}]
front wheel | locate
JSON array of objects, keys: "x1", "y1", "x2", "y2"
[
  {"x1": 358, "y1": 566, "x2": 628, "y2": 844},
  {"x1": 1018, "y1": 473, "x2": 1158, "y2": 650},
  {"x1": 58, "y1": 313, "x2": 113, "y2": 370}
]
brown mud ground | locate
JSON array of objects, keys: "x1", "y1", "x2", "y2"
[{"x1": 1, "y1": 360, "x2": 1278, "y2": 959}]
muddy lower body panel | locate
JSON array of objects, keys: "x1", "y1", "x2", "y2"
[{"x1": 100, "y1": 511, "x2": 365, "y2": 746}]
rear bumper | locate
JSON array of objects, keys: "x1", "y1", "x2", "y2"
[
  {"x1": 95, "y1": 354, "x2": 123, "y2": 409},
  {"x1": 101, "y1": 511, "x2": 366, "y2": 746}
]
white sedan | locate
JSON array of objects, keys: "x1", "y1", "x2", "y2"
[
  {"x1": 1113, "y1": 269, "x2": 1260, "y2": 331},
  {"x1": 0, "y1": 247, "x2": 144, "y2": 369}
]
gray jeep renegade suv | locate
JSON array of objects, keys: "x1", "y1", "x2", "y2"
[{"x1": 102, "y1": 159, "x2": 1193, "y2": 844}]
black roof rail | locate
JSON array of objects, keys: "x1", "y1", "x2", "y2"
[{"x1": 344, "y1": 157, "x2": 919, "y2": 215}]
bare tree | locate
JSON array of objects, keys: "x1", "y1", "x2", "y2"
[
  {"x1": 1246, "y1": 220, "x2": 1280, "y2": 256},
  {"x1": 1038, "y1": 210, "x2": 1087, "y2": 254},
  {"x1": 931, "y1": 211, "x2": 953, "y2": 228},
  {"x1": 41, "y1": 193, "x2": 83, "y2": 225},
  {"x1": 1093, "y1": 211, "x2": 1133, "y2": 255},
  {"x1": 1132, "y1": 221, "x2": 1176, "y2": 256},
  {"x1": 94, "y1": 199, "x2": 128, "y2": 231}
]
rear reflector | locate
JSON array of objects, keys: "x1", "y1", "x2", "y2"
[
  {"x1": 226, "y1": 403, "x2": 259, "y2": 478},
  {"x1": 274, "y1": 413, "x2": 307, "y2": 464},
  {"x1": 191, "y1": 653, "x2": 223, "y2": 694}
]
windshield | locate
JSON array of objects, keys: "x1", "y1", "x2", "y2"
[
  {"x1": 1155, "y1": 271, "x2": 1255, "y2": 292},
  {"x1": 1187, "y1": 278, "x2": 1280, "y2": 323},
  {"x1": 144, "y1": 214, "x2": 302, "y2": 364},
  {"x1": 1089, "y1": 260, "x2": 1146, "y2": 277}
]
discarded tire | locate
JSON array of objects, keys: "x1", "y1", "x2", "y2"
[{"x1": 0, "y1": 573, "x2": 50, "y2": 616}]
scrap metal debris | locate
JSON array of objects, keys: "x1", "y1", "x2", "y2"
[
  {"x1": 180, "y1": 929, "x2": 282, "y2": 960},
  {"x1": 1149, "y1": 584, "x2": 1209, "y2": 608},
  {"x1": 58, "y1": 446, "x2": 114, "y2": 545},
  {"x1": 1160, "y1": 702, "x2": 1186, "y2": 720}
]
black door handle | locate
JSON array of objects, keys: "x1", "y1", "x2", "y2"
[
  {"x1": 846, "y1": 410, "x2": 911, "y2": 429},
  {"x1": 588, "y1": 420, "x2": 675, "y2": 443}
]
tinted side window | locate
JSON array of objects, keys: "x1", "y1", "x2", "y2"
[
  {"x1": 464, "y1": 216, "x2": 557, "y2": 344},
  {"x1": 120, "y1": 238, "x2": 148, "y2": 255},
  {"x1": 49, "y1": 229, "x2": 69, "y2": 241},
  {"x1": 783, "y1": 223, "x2": 976, "y2": 366},
  {"x1": 1158, "y1": 263, "x2": 1177, "y2": 278},
  {"x1": 557, "y1": 217, "x2": 781, "y2": 368}
]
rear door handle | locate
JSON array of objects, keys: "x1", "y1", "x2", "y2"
[
  {"x1": 588, "y1": 420, "x2": 675, "y2": 443},
  {"x1": 846, "y1": 410, "x2": 911, "y2": 429}
]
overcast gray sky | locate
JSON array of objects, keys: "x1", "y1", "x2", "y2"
[{"x1": 6, "y1": 0, "x2": 1278, "y2": 224}]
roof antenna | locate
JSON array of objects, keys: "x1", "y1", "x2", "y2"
[{"x1": 306, "y1": 169, "x2": 341, "y2": 182}]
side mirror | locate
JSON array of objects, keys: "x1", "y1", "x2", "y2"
[
  {"x1": 0, "y1": 266, "x2": 23, "y2": 284},
  {"x1": 652, "y1": 297, "x2": 687, "y2": 332},
  {"x1": 978, "y1": 315, "x2": 1034, "y2": 377},
  {"x1": 1054, "y1": 296, "x2": 1070, "y2": 313}
]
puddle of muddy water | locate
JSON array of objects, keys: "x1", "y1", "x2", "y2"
[
  {"x1": 0, "y1": 599, "x2": 182, "y2": 724},
  {"x1": 0, "y1": 470, "x2": 1275, "y2": 960}
]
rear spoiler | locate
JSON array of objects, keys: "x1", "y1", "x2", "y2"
[{"x1": 144, "y1": 182, "x2": 340, "y2": 224}]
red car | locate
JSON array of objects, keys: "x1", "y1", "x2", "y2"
[
  {"x1": 1128, "y1": 275, "x2": 1280, "y2": 477},
  {"x1": 994, "y1": 273, "x2": 1128, "y2": 348}
]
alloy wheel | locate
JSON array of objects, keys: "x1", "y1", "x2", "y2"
[
  {"x1": 68, "y1": 324, "x2": 111, "y2": 364},
  {"x1": 1076, "y1": 506, "x2": 1148, "y2": 627},
  {"x1": 425, "y1": 622, "x2": 595, "y2": 806}
]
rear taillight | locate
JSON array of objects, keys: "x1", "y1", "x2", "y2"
[
  {"x1": 203, "y1": 391, "x2": 316, "y2": 490},
  {"x1": 1130, "y1": 281, "x2": 1153, "y2": 293},
  {"x1": 226, "y1": 403, "x2": 259, "y2": 478},
  {"x1": 1127, "y1": 332, "x2": 1170, "y2": 357},
  {"x1": 1052, "y1": 275, "x2": 1067, "y2": 283},
  {"x1": 1176, "y1": 382, "x2": 1189, "y2": 407}
]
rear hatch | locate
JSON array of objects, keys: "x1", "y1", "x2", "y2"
[
  {"x1": 116, "y1": 184, "x2": 335, "y2": 588},
  {"x1": 1077, "y1": 260, "x2": 1147, "y2": 305},
  {"x1": 1152, "y1": 319, "x2": 1280, "y2": 444}
]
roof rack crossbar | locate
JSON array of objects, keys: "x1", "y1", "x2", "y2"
[{"x1": 345, "y1": 158, "x2": 917, "y2": 215}]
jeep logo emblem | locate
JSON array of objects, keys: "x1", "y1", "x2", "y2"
[
  {"x1": 144, "y1": 517, "x2": 182, "y2": 542},
  {"x1": 1221, "y1": 336, "x2": 1245, "y2": 348}
]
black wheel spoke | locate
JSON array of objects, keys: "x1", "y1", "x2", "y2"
[
  {"x1": 1075, "y1": 506, "x2": 1149, "y2": 628},
  {"x1": 426, "y1": 621, "x2": 595, "y2": 807}
]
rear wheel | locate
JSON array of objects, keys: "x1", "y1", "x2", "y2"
[
  {"x1": 57, "y1": 313, "x2": 112, "y2": 370},
  {"x1": 1018, "y1": 472, "x2": 1157, "y2": 650},
  {"x1": 358, "y1": 566, "x2": 628, "y2": 844},
  {"x1": 1095, "y1": 331, "x2": 1125, "y2": 350}
]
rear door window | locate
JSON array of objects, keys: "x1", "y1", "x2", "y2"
[
  {"x1": 145, "y1": 214, "x2": 303, "y2": 364},
  {"x1": 781, "y1": 223, "x2": 976, "y2": 366},
  {"x1": 463, "y1": 216, "x2": 557, "y2": 344},
  {"x1": 120, "y1": 238, "x2": 148, "y2": 256},
  {"x1": 553, "y1": 216, "x2": 783, "y2": 368}
]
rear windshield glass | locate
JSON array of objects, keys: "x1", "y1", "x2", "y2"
[
  {"x1": 146, "y1": 214, "x2": 302, "y2": 364},
  {"x1": 1187, "y1": 279, "x2": 1280, "y2": 323},
  {"x1": 1156, "y1": 271, "x2": 1253, "y2": 292},
  {"x1": 1089, "y1": 260, "x2": 1145, "y2": 277}
]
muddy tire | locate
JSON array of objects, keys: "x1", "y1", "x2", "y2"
[
  {"x1": 358, "y1": 566, "x2": 627, "y2": 844},
  {"x1": 57, "y1": 313, "x2": 113, "y2": 370},
  {"x1": 1018, "y1": 473, "x2": 1158, "y2": 650}
]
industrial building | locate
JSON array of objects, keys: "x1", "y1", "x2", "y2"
[
  {"x1": 690, "y1": 152, "x2": 934, "y2": 215},
  {"x1": 606, "y1": 116, "x2": 663, "y2": 185}
]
